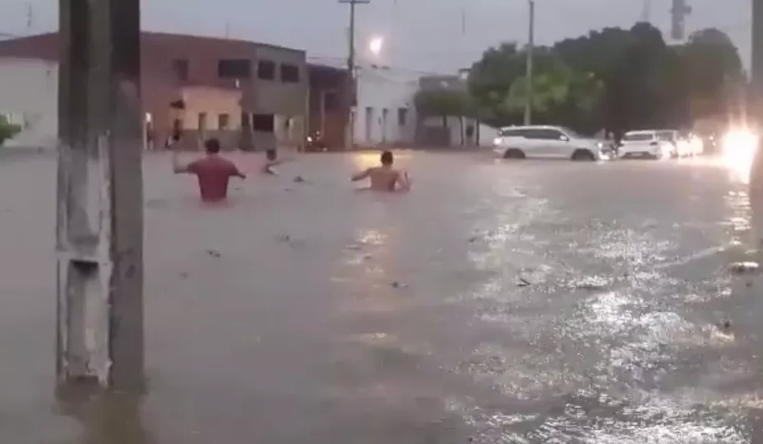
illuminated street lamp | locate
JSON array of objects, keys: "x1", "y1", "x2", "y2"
[{"x1": 369, "y1": 36, "x2": 384, "y2": 56}]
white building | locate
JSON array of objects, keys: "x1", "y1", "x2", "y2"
[
  {"x1": 0, "y1": 57, "x2": 57, "y2": 149},
  {"x1": 353, "y1": 64, "x2": 419, "y2": 147}
]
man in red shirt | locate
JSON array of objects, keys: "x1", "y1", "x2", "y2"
[{"x1": 172, "y1": 138, "x2": 246, "y2": 202}]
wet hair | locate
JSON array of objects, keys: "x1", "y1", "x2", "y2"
[
  {"x1": 380, "y1": 150, "x2": 393, "y2": 165},
  {"x1": 205, "y1": 138, "x2": 221, "y2": 154},
  {"x1": 266, "y1": 149, "x2": 277, "y2": 161}
]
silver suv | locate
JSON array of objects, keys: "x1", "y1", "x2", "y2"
[{"x1": 493, "y1": 125, "x2": 606, "y2": 161}]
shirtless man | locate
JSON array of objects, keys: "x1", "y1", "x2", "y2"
[
  {"x1": 172, "y1": 138, "x2": 246, "y2": 202},
  {"x1": 351, "y1": 150, "x2": 411, "y2": 191}
]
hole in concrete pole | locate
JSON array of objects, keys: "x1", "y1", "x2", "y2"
[{"x1": 65, "y1": 260, "x2": 102, "y2": 383}]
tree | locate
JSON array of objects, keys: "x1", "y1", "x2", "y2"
[
  {"x1": 468, "y1": 44, "x2": 604, "y2": 132},
  {"x1": 466, "y1": 24, "x2": 744, "y2": 136},
  {"x1": 466, "y1": 42, "x2": 525, "y2": 126},
  {"x1": 0, "y1": 115, "x2": 20, "y2": 146},
  {"x1": 680, "y1": 28, "x2": 744, "y2": 119}
]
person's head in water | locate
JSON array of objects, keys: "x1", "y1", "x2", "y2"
[
  {"x1": 266, "y1": 149, "x2": 277, "y2": 161},
  {"x1": 380, "y1": 150, "x2": 393, "y2": 166},
  {"x1": 205, "y1": 138, "x2": 221, "y2": 154}
]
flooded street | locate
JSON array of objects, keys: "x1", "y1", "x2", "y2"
[{"x1": 1, "y1": 151, "x2": 761, "y2": 443}]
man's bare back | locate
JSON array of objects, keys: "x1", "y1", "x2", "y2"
[{"x1": 351, "y1": 151, "x2": 410, "y2": 192}]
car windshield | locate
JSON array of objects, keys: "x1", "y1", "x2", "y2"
[{"x1": 623, "y1": 132, "x2": 654, "y2": 141}]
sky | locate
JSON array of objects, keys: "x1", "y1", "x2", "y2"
[{"x1": 0, "y1": 0, "x2": 752, "y2": 74}]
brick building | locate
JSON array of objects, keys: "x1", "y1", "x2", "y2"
[{"x1": 0, "y1": 32, "x2": 309, "y2": 151}]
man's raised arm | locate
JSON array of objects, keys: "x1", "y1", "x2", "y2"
[{"x1": 351, "y1": 169, "x2": 370, "y2": 182}]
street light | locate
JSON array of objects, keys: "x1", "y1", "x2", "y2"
[
  {"x1": 524, "y1": 0, "x2": 535, "y2": 125},
  {"x1": 369, "y1": 36, "x2": 384, "y2": 56}
]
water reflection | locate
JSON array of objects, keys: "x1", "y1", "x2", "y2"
[
  {"x1": 56, "y1": 383, "x2": 153, "y2": 444},
  {"x1": 724, "y1": 149, "x2": 754, "y2": 185}
]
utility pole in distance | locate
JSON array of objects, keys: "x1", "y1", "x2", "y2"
[
  {"x1": 57, "y1": 0, "x2": 144, "y2": 389},
  {"x1": 670, "y1": 0, "x2": 691, "y2": 40},
  {"x1": 753, "y1": 0, "x2": 763, "y2": 120},
  {"x1": 524, "y1": 0, "x2": 535, "y2": 125},
  {"x1": 339, "y1": 0, "x2": 369, "y2": 149}
]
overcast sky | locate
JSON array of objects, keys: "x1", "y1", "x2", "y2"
[{"x1": 0, "y1": 0, "x2": 752, "y2": 74}]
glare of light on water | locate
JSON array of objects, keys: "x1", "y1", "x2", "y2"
[{"x1": 721, "y1": 129, "x2": 757, "y2": 184}]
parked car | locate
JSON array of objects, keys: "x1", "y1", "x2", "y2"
[
  {"x1": 492, "y1": 125, "x2": 606, "y2": 161},
  {"x1": 618, "y1": 130, "x2": 674, "y2": 159}
]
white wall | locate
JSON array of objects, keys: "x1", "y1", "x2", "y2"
[
  {"x1": 478, "y1": 124, "x2": 499, "y2": 147},
  {"x1": 353, "y1": 65, "x2": 418, "y2": 147},
  {"x1": 0, "y1": 58, "x2": 58, "y2": 149}
]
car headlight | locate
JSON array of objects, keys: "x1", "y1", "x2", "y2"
[
  {"x1": 493, "y1": 137, "x2": 501, "y2": 146},
  {"x1": 722, "y1": 129, "x2": 758, "y2": 154}
]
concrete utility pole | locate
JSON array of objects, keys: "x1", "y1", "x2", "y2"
[
  {"x1": 57, "y1": 0, "x2": 144, "y2": 388},
  {"x1": 339, "y1": 0, "x2": 369, "y2": 149},
  {"x1": 640, "y1": 0, "x2": 651, "y2": 23},
  {"x1": 670, "y1": 0, "x2": 691, "y2": 40},
  {"x1": 524, "y1": 0, "x2": 535, "y2": 125},
  {"x1": 753, "y1": 0, "x2": 763, "y2": 119}
]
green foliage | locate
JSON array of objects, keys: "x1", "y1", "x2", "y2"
[
  {"x1": 467, "y1": 23, "x2": 744, "y2": 134},
  {"x1": 0, "y1": 115, "x2": 21, "y2": 146}
]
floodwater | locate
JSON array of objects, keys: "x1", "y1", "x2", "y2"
[{"x1": 0, "y1": 151, "x2": 761, "y2": 443}]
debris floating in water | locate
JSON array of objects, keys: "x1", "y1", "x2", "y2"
[
  {"x1": 206, "y1": 249, "x2": 221, "y2": 258},
  {"x1": 729, "y1": 261, "x2": 759, "y2": 275}
]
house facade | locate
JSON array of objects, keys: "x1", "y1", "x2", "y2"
[
  {"x1": 353, "y1": 64, "x2": 419, "y2": 148},
  {"x1": 0, "y1": 32, "x2": 309, "y2": 151}
]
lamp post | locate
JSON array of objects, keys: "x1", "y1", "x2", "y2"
[{"x1": 524, "y1": 0, "x2": 535, "y2": 125}]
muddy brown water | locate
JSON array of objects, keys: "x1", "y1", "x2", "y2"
[{"x1": 0, "y1": 152, "x2": 760, "y2": 443}]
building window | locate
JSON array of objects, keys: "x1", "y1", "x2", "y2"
[
  {"x1": 252, "y1": 114, "x2": 275, "y2": 132},
  {"x1": 280, "y1": 64, "x2": 300, "y2": 83},
  {"x1": 198, "y1": 113, "x2": 207, "y2": 132},
  {"x1": 172, "y1": 59, "x2": 189, "y2": 82},
  {"x1": 398, "y1": 108, "x2": 408, "y2": 127},
  {"x1": 218, "y1": 59, "x2": 251, "y2": 79},
  {"x1": 257, "y1": 60, "x2": 276, "y2": 80},
  {"x1": 218, "y1": 113, "x2": 230, "y2": 130}
]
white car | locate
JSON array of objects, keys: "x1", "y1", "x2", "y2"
[
  {"x1": 618, "y1": 130, "x2": 674, "y2": 159},
  {"x1": 492, "y1": 125, "x2": 606, "y2": 161}
]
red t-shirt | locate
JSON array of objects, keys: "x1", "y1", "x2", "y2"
[{"x1": 187, "y1": 156, "x2": 241, "y2": 202}]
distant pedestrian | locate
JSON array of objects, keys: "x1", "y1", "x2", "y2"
[
  {"x1": 261, "y1": 149, "x2": 294, "y2": 175},
  {"x1": 172, "y1": 138, "x2": 246, "y2": 202}
]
